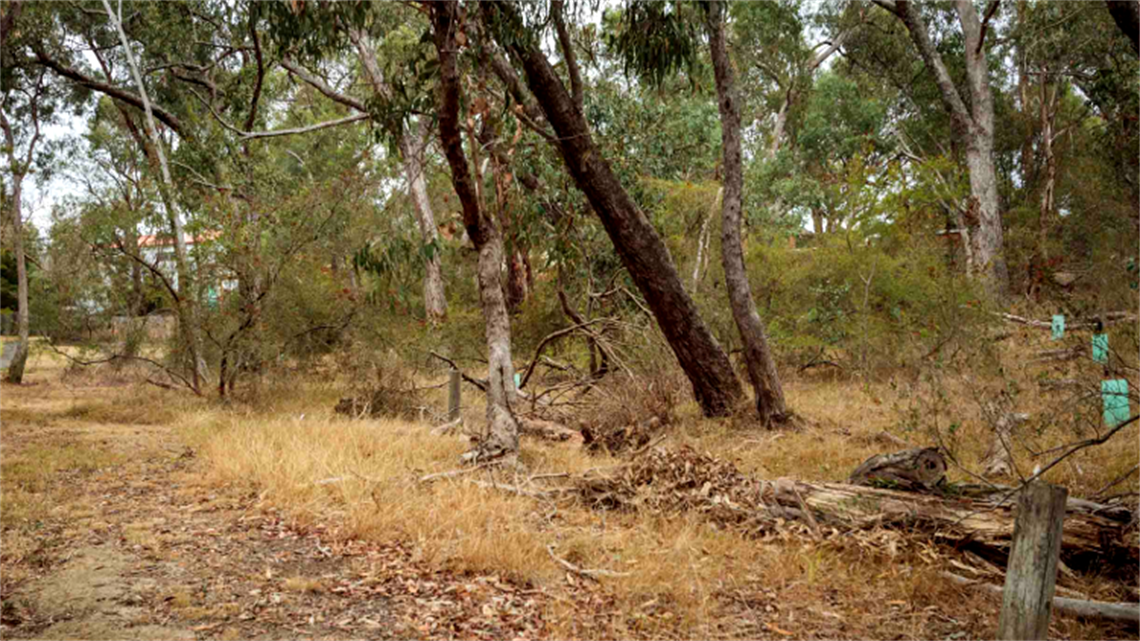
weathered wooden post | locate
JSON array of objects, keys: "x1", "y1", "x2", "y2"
[
  {"x1": 447, "y1": 367, "x2": 461, "y2": 421},
  {"x1": 997, "y1": 481, "x2": 1069, "y2": 640}
]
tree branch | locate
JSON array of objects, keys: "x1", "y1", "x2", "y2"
[
  {"x1": 976, "y1": 0, "x2": 1001, "y2": 55},
  {"x1": 281, "y1": 56, "x2": 367, "y2": 112},
  {"x1": 551, "y1": 0, "x2": 583, "y2": 114},
  {"x1": 33, "y1": 46, "x2": 187, "y2": 139}
]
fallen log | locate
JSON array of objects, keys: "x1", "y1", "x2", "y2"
[
  {"x1": 942, "y1": 572, "x2": 1139, "y2": 625},
  {"x1": 848, "y1": 447, "x2": 947, "y2": 490},
  {"x1": 765, "y1": 479, "x2": 1139, "y2": 573},
  {"x1": 563, "y1": 446, "x2": 1138, "y2": 574}
]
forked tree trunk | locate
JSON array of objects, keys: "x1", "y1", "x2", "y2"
[
  {"x1": 706, "y1": 1, "x2": 788, "y2": 424},
  {"x1": 486, "y1": 1, "x2": 744, "y2": 417},
  {"x1": 431, "y1": 2, "x2": 518, "y2": 458},
  {"x1": 399, "y1": 118, "x2": 448, "y2": 322},
  {"x1": 887, "y1": 0, "x2": 1009, "y2": 300}
]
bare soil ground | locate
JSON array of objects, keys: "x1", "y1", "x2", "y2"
[{"x1": 0, "y1": 363, "x2": 562, "y2": 640}]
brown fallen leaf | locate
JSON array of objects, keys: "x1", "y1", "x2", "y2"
[{"x1": 765, "y1": 621, "x2": 793, "y2": 636}]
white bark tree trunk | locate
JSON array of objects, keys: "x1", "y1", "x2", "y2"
[
  {"x1": 349, "y1": 29, "x2": 449, "y2": 324},
  {"x1": 886, "y1": 0, "x2": 1009, "y2": 300},
  {"x1": 102, "y1": 0, "x2": 207, "y2": 391},
  {"x1": 399, "y1": 118, "x2": 448, "y2": 322},
  {"x1": 5, "y1": 173, "x2": 29, "y2": 383}
]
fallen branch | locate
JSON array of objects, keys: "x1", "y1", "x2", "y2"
[
  {"x1": 546, "y1": 545, "x2": 631, "y2": 581},
  {"x1": 418, "y1": 462, "x2": 494, "y2": 483},
  {"x1": 995, "y1": 311, "x2": 1137, "y2": 331},
  {"x1": 941, "y1": 572, "x2": 1139, "y2": 624}
]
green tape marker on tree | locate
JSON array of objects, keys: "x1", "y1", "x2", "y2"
[
  {"x1": 1092, "y1": 334, "x2": 1109, "y2": 364},
  {"x1": 1102, "y1": 379, "x2": 1130, "y2": 427},
  {"x1": 1051, "y1": 315, "x2": 1065, "y2": 340}
]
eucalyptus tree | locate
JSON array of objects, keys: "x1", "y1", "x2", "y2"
[
  {"x1": 0, "y1": 59, "x2": 41, "y2": 383},
  {"x1": 870, "y1": 0, "x2": 1010, "y2": 300},
  {"x1": 704, "y1": 0, "x2": 789, "y2": 424},
  {"x1": 266, "y1": 3, "x2": 449, "y2": 322},
  {"x1": 1, "y1": 1, "x2": 73, "y2": 382},
  {"x1": 482, "y1": 0, "x2": 745, "y2": 418}
]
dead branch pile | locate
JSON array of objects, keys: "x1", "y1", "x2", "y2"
[
  {"x1": 556, "y1": 446, "x2": 1139, "y2": 576},
  {"x1": 580, "y1": 416, "x2": 667, "y2": 454}
]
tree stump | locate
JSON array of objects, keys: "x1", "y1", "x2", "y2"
[{"x1": 848, "y1": 447, "x2": 947, "y2": 491}]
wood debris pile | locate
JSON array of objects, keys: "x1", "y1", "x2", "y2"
[
  {"x1": 554, "y1": 446, "x2": 1139, "y2": 581},
  {"x1": 579, "y1": 416, "x2": 667, "y2": 454}
]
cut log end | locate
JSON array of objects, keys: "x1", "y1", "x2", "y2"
[{"x1": 848, "y1": 447, "x2": 947, "y2": 491}]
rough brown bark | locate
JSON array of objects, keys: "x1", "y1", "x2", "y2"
[
  {"x1": 431, "y1": 2, "x2": 518, "y2": 458},
  {"x1": 1106, "y1": 0, "x2": 1140, "y2": 55},
  {"x1": 706, "y1": 1, "x2": 788, "y2": 424},
  {"x1": 881, "y1": 0, "x2": 1009, "y2": 300},
  {"x1": 485, "y1": 2, "x2": 743, "y2": 417}
]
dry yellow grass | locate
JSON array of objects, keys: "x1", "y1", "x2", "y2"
[
  {"x1": 3, "y1": 335, "x2": 1135, "y2": 639},
  {"x1": 187, "y1": 363, "x2": 1136, "y2": 638}
]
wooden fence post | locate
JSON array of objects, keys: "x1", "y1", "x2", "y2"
[
  {"x1": 448, "y1": 367, "x2": 461, "y2": 421},
  {"x1": 998, "y1": 481, "x2": 1069, "y2": 640}
]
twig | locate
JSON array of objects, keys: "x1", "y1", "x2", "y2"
[
  {"x1": 428, "y1": 351, "x2": 488, "y2": 391},
  {"x1": 546, "y1": 545, "x2": 630, "y2": 581},
  {"x1": 790, "y1": 485, "x2": 822, "y2": 540},
  {"x1": 419, "y1": 462, "x2": 494, "y2": 483},
  {"x1": 1090, "y1": 463, "x2": 1140, "y2": 500}
]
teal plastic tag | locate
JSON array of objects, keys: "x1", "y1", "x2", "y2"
[
  {"x1": 1051, "y1": 315, "x2": 1065, "y2": 340},
  {"x1": 1102, "y1": 379, "x2": 1130, "y2": 427},
  {"x1": 514, "y1": 372, "x2": 521, "y2": 388},
  {"x1": 1092, "y1": 334, "x2": 1109, "y2": 364}
]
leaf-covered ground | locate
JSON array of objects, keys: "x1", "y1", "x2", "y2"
[{"x1": 2, "y1": 352, "x2": 1136, "y2": 641}]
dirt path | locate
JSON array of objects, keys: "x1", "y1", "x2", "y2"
[{"x1": 0, "y1": 372, "x2": 557, "y2": 640}]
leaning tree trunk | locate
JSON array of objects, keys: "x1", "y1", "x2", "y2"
[
  {"x1": 706, "y1": 1, "x2": 788, "y2": 424},
  {"x1": 432, "y1": 1, "x2": 518, "y2": 458},
  {"x1": 6, "y1": 172, "x2": 29, "y2": 383},
  {"x1": 487, "y1": 1, "x2": 744, "y2": 417},
  {"x1": 349, "y1": 29, "x2": 448, "y2": 324},
  {"x1": 103, "y1": 0, "x2": 205, "y2": 392},
  {"x1": 399, "y1": 118, "x2": 448, "y2": 322}
]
